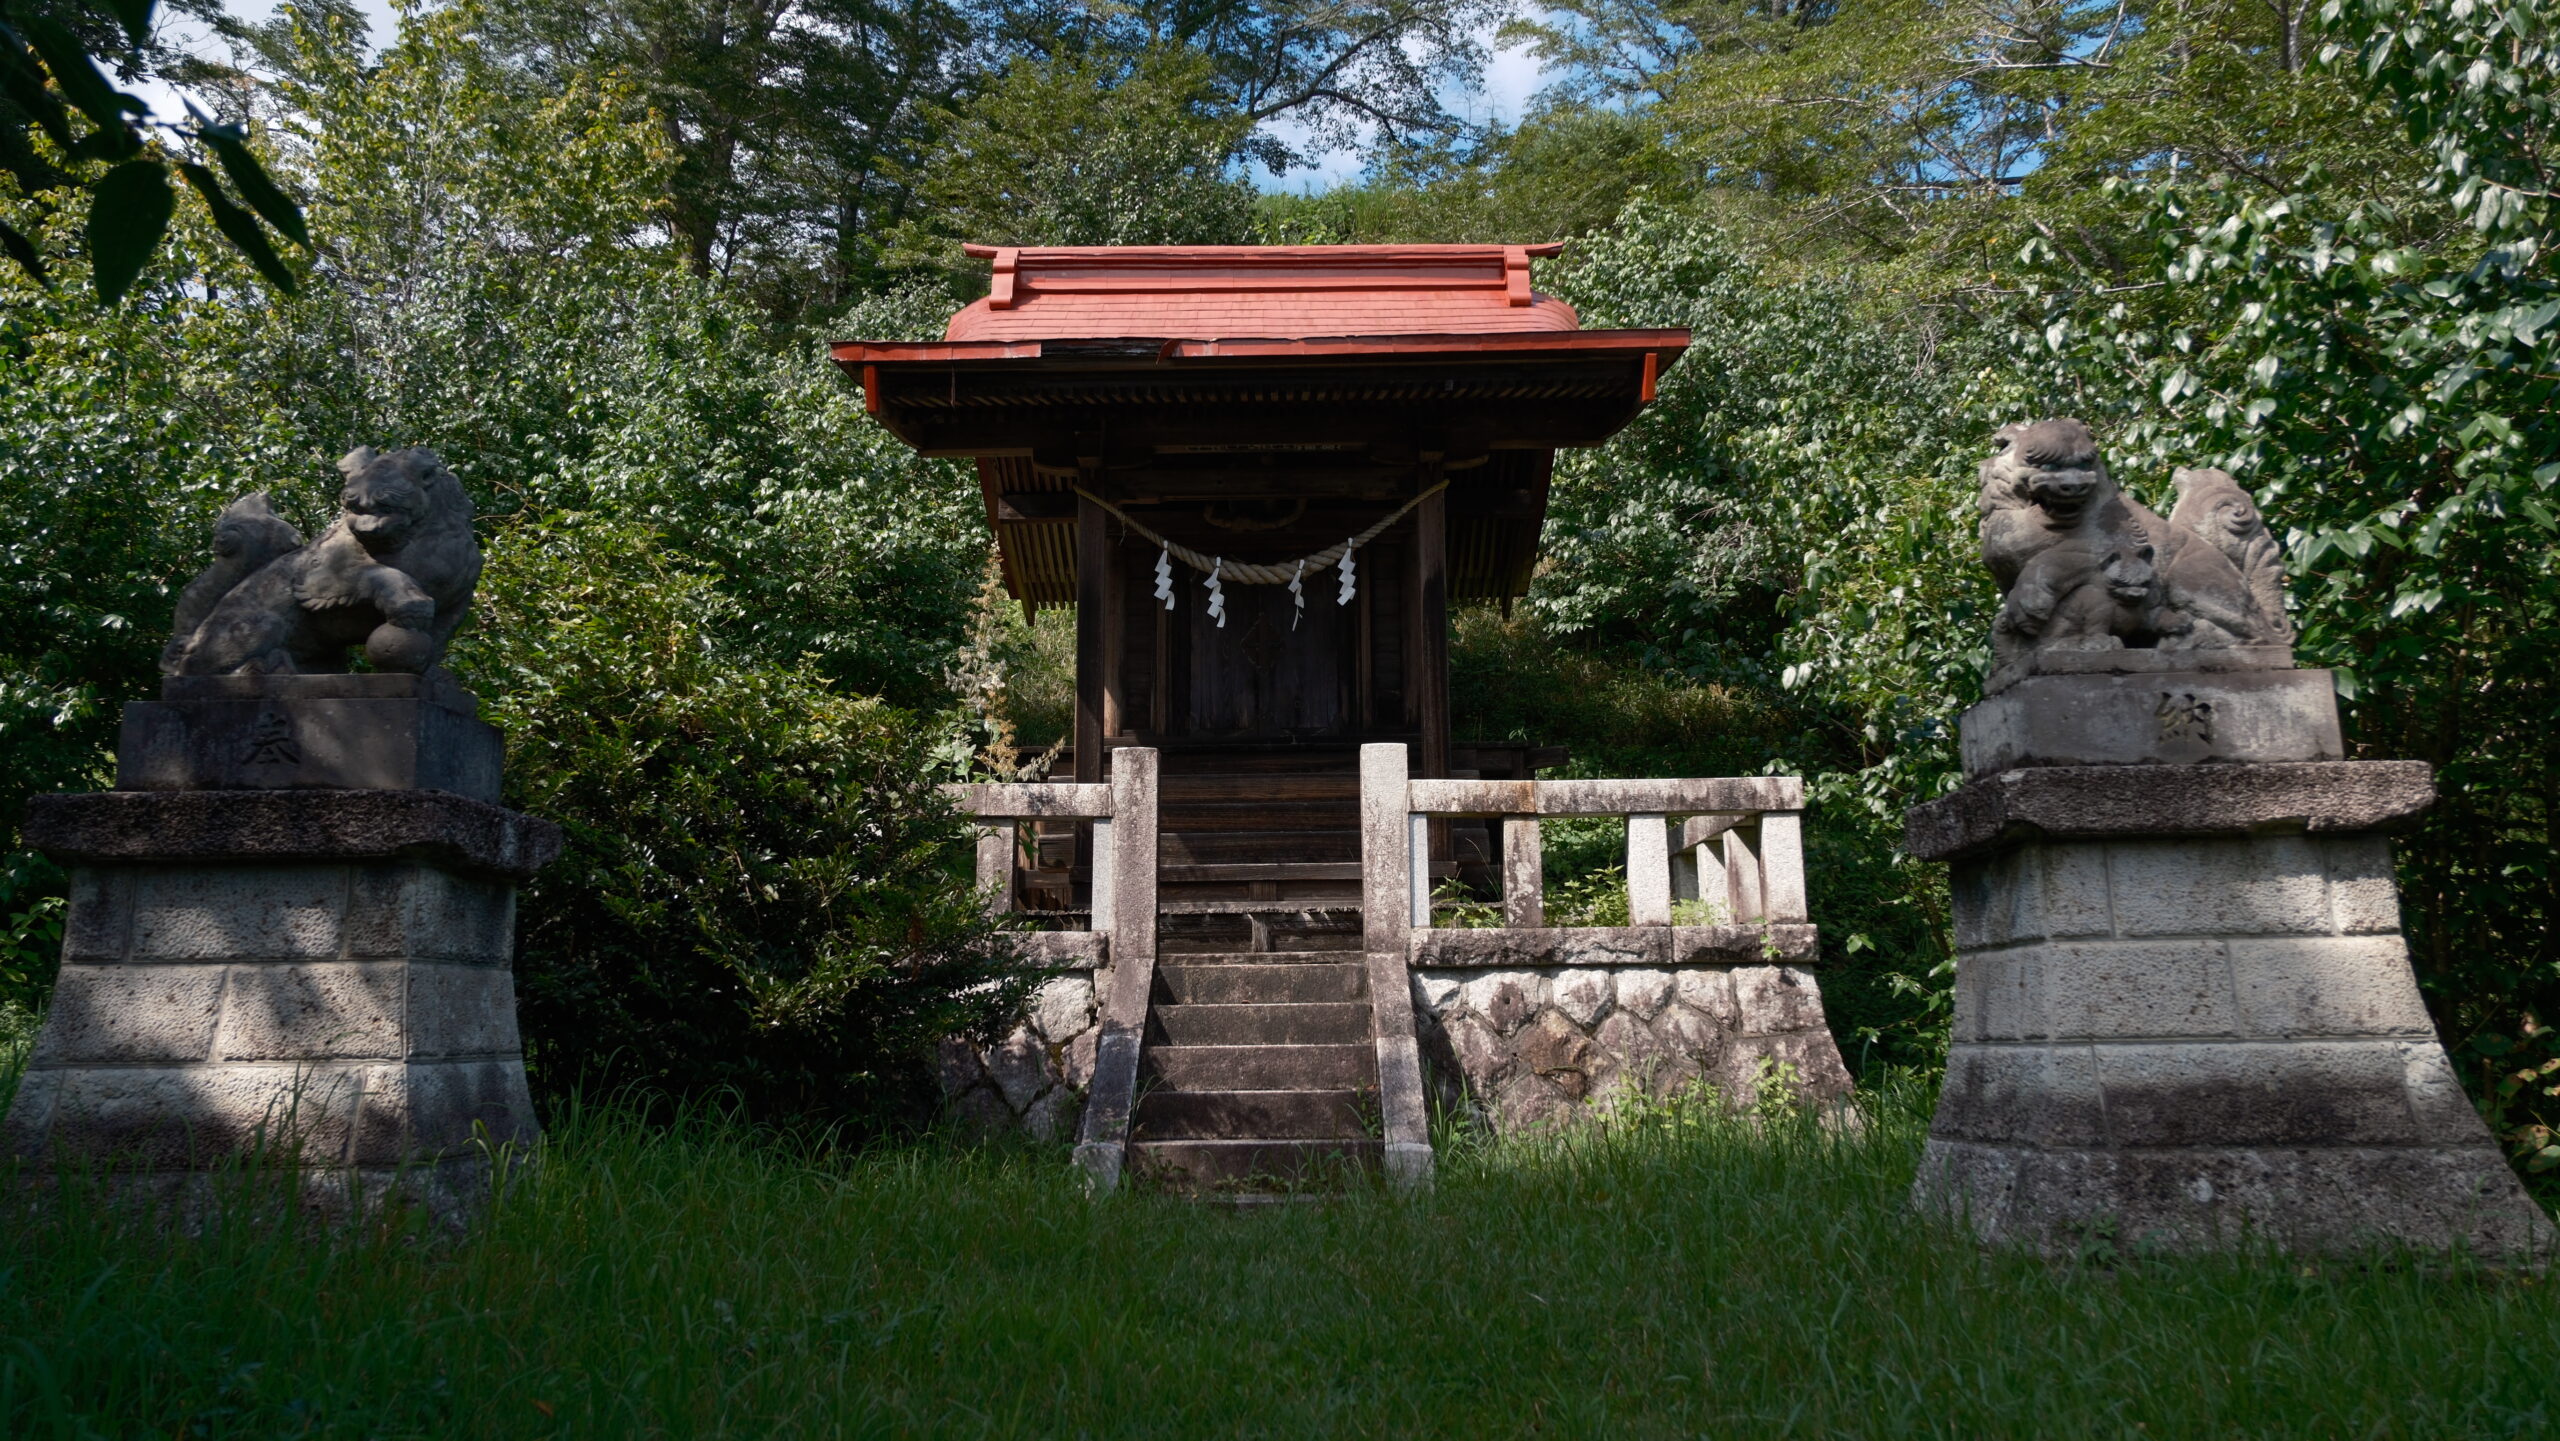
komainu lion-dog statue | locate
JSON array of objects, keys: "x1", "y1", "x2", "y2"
[
  {"x1": 1975, "y1": 419, "x2": 2293, "y2": 692},
  {"x1": 164, "y1": 446, "x2": 482, "y2": 678}
]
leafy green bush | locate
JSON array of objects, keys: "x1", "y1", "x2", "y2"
[{"x1": 451, "y1": 518, "x2": 1031, "y2": 1130}]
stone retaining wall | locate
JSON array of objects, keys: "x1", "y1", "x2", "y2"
[
  {"x1": 936, "y1": 927, "x2": 1858, "y2": 1141},
  {"x1": 1411, "y1": 960, "x2": 1851, "y2": 1130},
  {"x1": 939, "y1": 966, "x2": 1103, "y2": 1140}
]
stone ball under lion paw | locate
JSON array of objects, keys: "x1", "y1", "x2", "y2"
[{"x1": 365, "y1": 622, "x2": 439, "y2": 673}]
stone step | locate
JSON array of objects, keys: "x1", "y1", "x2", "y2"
[
  {"x1": 1144, "y1": 1042, "x2": 1377, "y2": 1091},
  {"x1": 1156, "y1": 962, "x2": 1367, "y2": 1004},
  {"x1": 1156, "y1": 912, "x2": 1363, "y2": 956},
  {"x1": 1148, "y1": 1002, "x2": 1371, "y2": 1047},
  {"x1": 1153, "y1": 948, "x2": 1364, "y2": 967},
  {"x1": 1130, "y1": 1089, "x2": 1373, "y2": 1141},
  {"x1": 1130, "y1": 1138, "x2": 1383, "y2": 1190}
]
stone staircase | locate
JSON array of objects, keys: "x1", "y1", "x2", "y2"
[{"x1": 1127, "y1": 932, "x2": 1385, "y2": 1192}]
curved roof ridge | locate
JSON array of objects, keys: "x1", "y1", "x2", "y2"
[
  {"x1": 959, "y1": 242, "x2": 1567, "y2": 260},
  {"x1": 944, "y1": 241, "x2": 1581, "y2": 343}
]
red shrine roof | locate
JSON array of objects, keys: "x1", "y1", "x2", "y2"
[
  {"x1": 941, "y1": 243, "x2": 1581, "y2": 341},
  {"x1": 828, "y1": 243, "x2": 1690, "y2": 605}
]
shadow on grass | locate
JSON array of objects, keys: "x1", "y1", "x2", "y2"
[{"x1": 2, "y1": 1078, "x2": 2556, "y2": 1439}]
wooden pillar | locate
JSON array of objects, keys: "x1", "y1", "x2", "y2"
[
  {"x1": 1073, "y1": 490, "x2": 1107, "y2": 785},
  {"x1": 1412, "y1": 472, "x2": 1449, "y2": 779},
  {"x1": 1101, "y1": 518, "x2": 1125, "y2": 741},
  {"x1": 1408, "y1": 463, "x2": 1451, "y2": 885},
  {"x1": 1355, "y1": 571, "x2": 1374, "y2": 730},
  {"x1": 1152, "y1": 579, "x2": 1171, "y2": 735}
]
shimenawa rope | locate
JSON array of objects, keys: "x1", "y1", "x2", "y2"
[{"x1": 1069, "y1": 481, "x2": 1448, "y2": 586}]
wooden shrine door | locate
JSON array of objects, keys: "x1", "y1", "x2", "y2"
[{"x1": 1105, "y1": 522, "x2": 1414, "y2": 745}]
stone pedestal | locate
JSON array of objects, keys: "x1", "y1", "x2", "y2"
[
  {"x1": 118, "y1": 672, "x2": 501, "y2": 800},
  {"x1": 1906, "y1": 674, "x2": 2552, "y2": 1257},
  {"x1": 4, "y1": 679, "x2": 557, "y2": 1221}
]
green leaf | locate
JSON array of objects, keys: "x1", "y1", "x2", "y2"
[
  {"x1": 0, "y1": 26, "x2": 76, "y2": 150},
  {"x1": 0, "y1": 215, "x2": 46, "y2": 285},
  {"x1": 175, "y1": 161, "x2": 296, "y2": 294},
  {"x1": 84, "y1": 158, "x2": 173, "y2": 305},
  {"x1": 2512, "y1": 300, "x2": 2559, "y2": 347},
  {"x1": 0, "y1": 106, "x2": 68, "y2": 192},
  {"x1": 20, "y1": 15, "x2": 144, "y2": 149},
  {"x1": 194, "y1": 120, "x2": 309, "y2": 250},
  {"x1": 102, "y1": 0, "x2": 157, "y2": 48}
]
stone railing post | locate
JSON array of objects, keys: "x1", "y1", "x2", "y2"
[
  {"x1": 1360, "y1": 743, "x2": 1434, "y2": 1189},
  {"x1": 1721, "y1": 823, "x2": 1763, "y2": 922},
  {"x1": 1501, "y1": 816, "x2": 1544, "y2": 928},
  {"x1": 1625, "y1": 814, "x2": 1672, "y2": 926},
  {"x1": 1072, "y1": 747, "x2": 1157, "y2": 1192},
  {"x1": 975, "y1": 822, "x2": 1016, "y2": 912},
  {"x1": 1906, "y1": 669, "x2": 2552, "y2": 1257},
  {"x1": 1679, "y1": 816, "x2": 1728, "y2": 918},
  {"x1": 1759, "y1": 811, "x2": 1809, "y2": 923}
]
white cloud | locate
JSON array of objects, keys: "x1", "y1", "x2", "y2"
[{"x1": 1475, "y1": 40, "x2": 1545, "y2": 127}]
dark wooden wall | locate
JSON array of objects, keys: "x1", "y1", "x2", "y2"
[{"x1": 1088, "y1": 515, "x2": 1428, "y2": 752}]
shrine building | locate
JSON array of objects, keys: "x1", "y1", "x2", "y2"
[{"x1": 832, "y1": 244, "x2": 1689, "y2": 920}]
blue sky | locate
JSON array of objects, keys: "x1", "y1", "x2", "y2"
[
  {"x1": 1262, "y1": 36, "x2": 1547, "y2": 191},
  {"x1": 143, "y1": 1, "x2": 1544, "y2": 195}
]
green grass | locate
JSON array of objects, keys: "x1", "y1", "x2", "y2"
[{"x1": 3, "y1": 1080, "x2": 2558, "y2": 1438}]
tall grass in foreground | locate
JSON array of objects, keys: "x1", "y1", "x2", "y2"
[{"x1": 3, "y1": 1084, "x2": 2557, "y2": 1439}]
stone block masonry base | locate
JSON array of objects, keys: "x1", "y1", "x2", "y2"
[
  {"x1": 1906, "y1": 768, "x2": 2554, "y2": 1258},
  {"x1": 938, "y1": 969, "x2": 1103, "y2": 1140},
  {"x1": 8, "y1": 790, "x2": 558, "y2": 1226},
  {"x1": 1408, "y1": 930, "x2": 1853, "y2": 1130},
  {"x1": 940, "y1": 938, "x2": 1857, "y2": 1140}
]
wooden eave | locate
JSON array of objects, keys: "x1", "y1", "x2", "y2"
[
  {"x1": 826, "y1": 329, "x2": 1691, "y2": 606},
  {"x1": 828, "y1": 330, "x2": 1691, "y2": 456}
]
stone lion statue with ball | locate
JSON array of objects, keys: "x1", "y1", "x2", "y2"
[{"x1": 164, "y1": 446, "x2": 482, "y2": 678}]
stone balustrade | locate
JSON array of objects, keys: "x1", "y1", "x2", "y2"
[{"x1": 1368, "y1": 746, "x2": 1852, "y2": 1137}]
